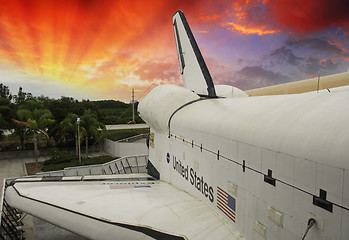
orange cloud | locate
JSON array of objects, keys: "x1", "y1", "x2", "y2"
[
  {"x1": 328, "y1": 40, "x2": 349, "y2": 53},
  {"x1": 223, "y1": 22, "x2": 279, "y2": 35},
  {"x1": 333, "y1": 56, "x2": 349, "y2": 62},
  {"x1": 320, "y1": 58, "x2": 329, "y2": 64},
  {"x1": 221, "y1": 0, "x2": 348, "y2": 36},
  {"x1": 199, "y1": 14, "x2": 221, "y2": 22},
  {"x1": 219, "y1": 0, "x2": 280, "y2": 36}
]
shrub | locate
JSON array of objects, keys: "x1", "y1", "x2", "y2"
[{"x1": 44, "y1": 148, "x2": 78, "y2": 166}]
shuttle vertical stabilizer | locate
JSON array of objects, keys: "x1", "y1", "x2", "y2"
[{"x1": 173, "y1": 10, "x2": 216, "y2": 97}]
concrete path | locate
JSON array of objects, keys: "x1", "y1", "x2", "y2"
[
  {"x1": 0, "y1": 157, "x2": 47, "y2": 202},
  {"x1": 0, "y1": 157, "x2": 46, "y2": 240},
  {"x1": 0, "y1": 157, "x2": 86, "y2": 240}
]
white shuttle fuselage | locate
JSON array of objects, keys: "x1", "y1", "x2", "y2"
[{"x1": 138, "y1": 82, "x2": 349, "y2": 240}]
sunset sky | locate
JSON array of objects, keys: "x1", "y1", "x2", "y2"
[{"x1": 0, "y1": 0, "x2": 348, "y2": 102}]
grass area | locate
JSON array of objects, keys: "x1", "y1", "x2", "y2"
[
  {"x1": 103, "y1": 128, "x2": 149, "y2": 141},
  {"x1": 42, "y1": 155, "x2": 116, "y2": 172}
]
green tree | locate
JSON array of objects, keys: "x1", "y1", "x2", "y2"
[
  {"x1": 80, "y1": 109, "x2": 105, "y2": 157},
  {"x1": 45, "y1": 97, "x2": 99, "y2": 144},
  {"x1": 0, "y1": 97, "x2": 15, "y2": 140},
  {"x1": 15, "y1": 100, "x2": 55, "y2": 167},
  {"x1": 60, "y1": 113, "x2": 79, "y2": 154},
  {"x1": 11, "y1": 87, "x2": 34, "y2": 148},
  {"x1": 0, "y1": 98, "x2": 13, "y2": 128},
  {"x1": 13, "y1": 87, "x2": 33, "y2": 104},
  {"x1": 0, "y1": 114, "x2": 7, "y2": 140},
  {"x1": 0, "y1": 83, "x2": 12, "y2": 100}
]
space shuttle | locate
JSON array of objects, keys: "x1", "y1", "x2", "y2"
[{"x1": 3, "y1": 9, "x2": 349, "y2": 240}]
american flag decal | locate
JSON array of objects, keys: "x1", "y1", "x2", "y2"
[{"x1": 217, "y1": 186, "x2": 236, "y2": 222}]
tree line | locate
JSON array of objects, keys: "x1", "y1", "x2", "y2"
[{"x1": 0, "y1": 84, "x2": 140, "y2": 166}]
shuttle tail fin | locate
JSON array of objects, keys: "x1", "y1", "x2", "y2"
[{"x1": 172, "y1": 10, "x2": 217, "y2": 98}]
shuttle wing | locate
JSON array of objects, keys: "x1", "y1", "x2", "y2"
[
  {"x1": 5, "y1": 174, "x2": 241, "y2": 240},
  {"x1": 173, "y1": 10, "x2": 216, "y2": 97}
]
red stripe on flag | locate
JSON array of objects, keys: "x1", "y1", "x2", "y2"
[
  {"x1": 217, "y1": 198, "x2": 235, "y2": 219},
  {"x1": 217, "y1": 186, "x2": 227, "y2": 195},
  {"x1": 217, "y1": 205, "x2": 235, "y2": 222}
]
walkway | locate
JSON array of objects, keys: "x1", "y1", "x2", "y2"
[{"x1": 104, "y1": 123, "x2": 149, "y2": 130}]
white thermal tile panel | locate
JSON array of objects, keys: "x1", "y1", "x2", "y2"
[
  {"x1": 238, "y1": 142, "x2": 248, "y2": 162},
  {"x1": 283, "y1": 213, "x2": 303, "y2": 238},
  {"x1": 237, "y1": 165, "x2": 248, "y2": 190},
  {"x1": 213, "y1": 156, "x2": 230, "y2": 191},
  {"x1": 245, "y1": 192, "x2": 257, "y2": 238},
  {"x1": 293, "y1": 189, "x2": 315, "y2": 223},
  {"x1": 228, "y1": 140, "x2": 239, "y2": 161},
  {"x1": 246, "y1": 169, "x2": 261, "y2": 197},
  {"x1": 343, "y1": 170, "x2": 349, "y2": 208},
  {"x1": 228, "y1": 160, "x2": 239, "y2": 184},
  {"x1": 266, "y1": 217, "x2": 281, "y2": 240},
  {"x1": 275, "y1": 182, "x2": 294, "y2": 216},
  {"x1": 341, "y1": 208, "x2": 349, "y2": 240},
  {"x1": 248, "y1": 145, "x2": 262, "y2": 172},
  {"x1": 257, "y1": 197, "x2": 269, "y2": 223},
  {"x1": 315, "y1": 163, "x2": 343, "y2": 205},
  {"x1": 304, "y1": 228, "x2": 328, "y2": 240},
  {"x1": 214, "y1": 136, "x2": 228, "y2": 158},
  {"x1": 261, "y1": 179, "x2": 276, "y2": 207},
  {"x1": 276, "y1": 153, "x2": 295, "y2": 183},
  {"x1": 261, "y1": 149, "x2": 276, "y2": 174},
  {"x1": 246, "y1": 192, "x2": 259, "y2": 218},
  {"x1": 314, "y1": 205, "x2": 342, "y2": 240},
  {"x1": 280, "y1": 228, "x2": 298, "y2": 240},
  {"x1": 294, "y1": 157, "x2": 316, "y2": 194},
  {"x1": 204, "y1": 134, "x2": 212, "y2": 162},
  {"x1": 237, "y1": 143, "x2": 248, "y2": 189},
  {"x1": 236, "y1": 187, "x2": 246, "y2": 236}
]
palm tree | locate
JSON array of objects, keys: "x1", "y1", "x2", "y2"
[
  {"x1": 0, "y1": 114, "x2": 7, "y2": 140},
  {"x1": 60, "y1": 113, "x2": 79, "y2": 154},
  {"x1": 0, "y1": 97, "x2": 14, "y2": 140},
  {"x1": 14, "y1": 100, "x2": 55, "y2": 167},
  {"x1": 80, "y1": 109, "x2": 105, "y2": 157}
]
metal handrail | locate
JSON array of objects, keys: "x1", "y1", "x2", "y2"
[
  {"x1": 0, "y1": 198, "x2": 23, "y2": 240},
  {"x1": 35, "y1": 154, "x2": 148, "y2": 177},
  {"x1": 117, "y1": 134, "x2": 147, "y2": 143}
]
